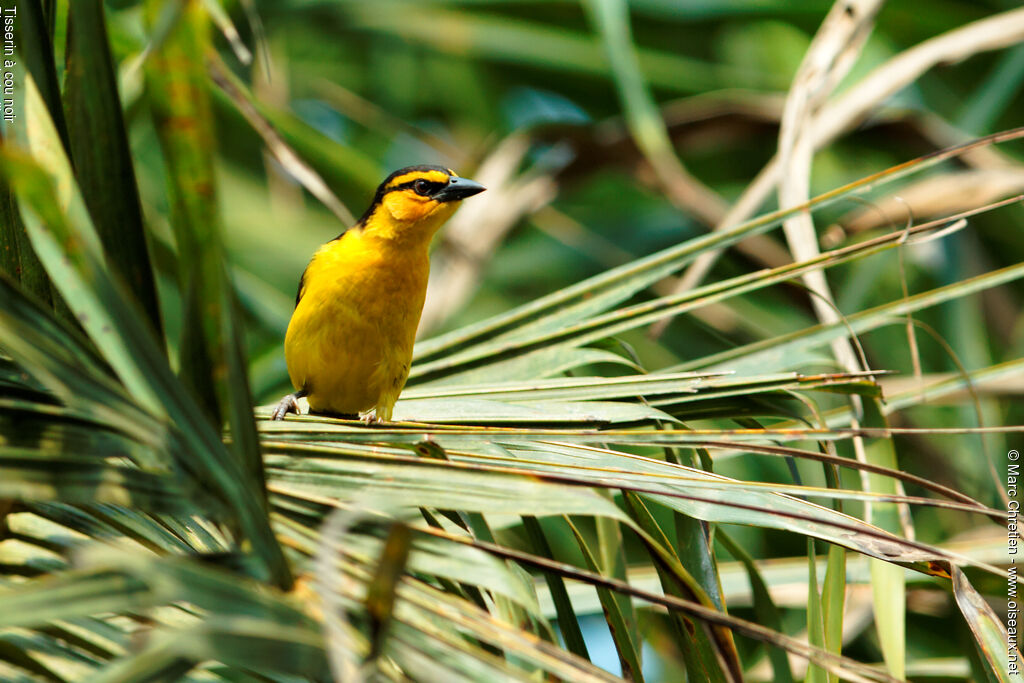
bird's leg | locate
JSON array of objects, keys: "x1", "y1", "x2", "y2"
[
  {"x1": 271, "y1": 388, "x2": 308, "y2": 420},
  {"x1": 364, "y1": 401, "x2": 394, "y2": 425}
]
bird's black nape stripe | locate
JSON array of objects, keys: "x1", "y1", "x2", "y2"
[{"x1": 352, "y1": 164, "x2": 453, "y2": 229}]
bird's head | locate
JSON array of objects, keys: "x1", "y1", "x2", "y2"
[{"x1": 358, "y1": 165, "x2": 485, "y2": 243}]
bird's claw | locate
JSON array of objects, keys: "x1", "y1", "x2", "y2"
[{"x1": 272, "y1": 393, "x2": 301, "y2": 420}]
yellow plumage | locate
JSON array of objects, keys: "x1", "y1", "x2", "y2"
[{"x1": 274, "y1": 166, "x2": 485, "y2": 421}]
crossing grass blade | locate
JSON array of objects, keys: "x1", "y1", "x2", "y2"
[
  {"x1": 951, "y1": 565, "x2": 1013, "y2": 683},
  {"x1": 717, "y1": 530, "x2": 796, "y2": 683},
  {"x1": 623, "y1": 491, "x2": 737, "y2": 682},
  {"x1": 412, "y1": 135, "x2": 1024, "y2": 377},
  {"x1": 144, "y1": 0, "x2": 265, "y2": 483},
  {"x1": 413, "y1": 197, "x2": 1024, "y2": 384},
  {"x1": 522, "y1": 515, "x2": 591, "y2": 660},
  {"x1": 862, "y1": 399, "x2": 907, "y2": 681},
  {"x1": 677, "y1": 260, "x2": 1024, "y2": 374},
  {"x1": 364, "y1": 522, "x2": 411, "y2": 660},
  {"x1": 805, "y1": 540, "x2": 829, "y2": 683},
  {"x1": 567, "y1": 516, "x2": 646, "y2": 682}
]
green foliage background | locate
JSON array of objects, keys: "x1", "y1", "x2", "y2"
[{"x1": 0, "y1": 0, "x2": 1021, "y2": 681}]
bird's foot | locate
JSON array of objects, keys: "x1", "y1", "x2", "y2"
[
  {"x1": 271, "y1": 393, "x2": 302, "y2": 420},
  {"x1": 361, "y1": 413, "x2": 379, "y2": 426}
]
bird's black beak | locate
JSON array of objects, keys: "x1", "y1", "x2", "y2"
[{"x1": 435, "y1": 176, "x2": 486, "y2": 202}]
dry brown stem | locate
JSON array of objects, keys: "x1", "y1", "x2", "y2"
[{"x1": 651, "y1": 6, "x2": 1024, "y2": 338}]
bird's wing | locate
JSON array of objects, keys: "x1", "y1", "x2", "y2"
[
  {"x1": 294, "y1": 264, "x2": 309, "y2": 307},
  {"x1": 295, "y1": 229, "x2": 346, "y2": 307}
]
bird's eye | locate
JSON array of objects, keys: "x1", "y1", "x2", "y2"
[{"x1": 413, "y1": 179, "x2": 433, "y2": 196}]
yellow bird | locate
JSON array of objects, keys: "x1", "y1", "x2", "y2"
[{"x1": 272, "y1": 165, "x2": 485, "y2": 421}]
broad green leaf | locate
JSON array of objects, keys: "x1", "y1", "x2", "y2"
[
  {"x1": 862, "y1": 400, "x2": 906, "y2": 680},
  {"x1": 266, "y1": 452, "x2": 632, "y2": 522},
  {"x1": 64, "y1": 0, "x2": 163, "y2": 339},
  {"x1": 0, "y1": 451, "x2": 221, "y2": 515}
]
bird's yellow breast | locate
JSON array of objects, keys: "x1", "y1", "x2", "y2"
[{"x1": 283, "y1": 228, "x2": 430, "y2": 419}]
